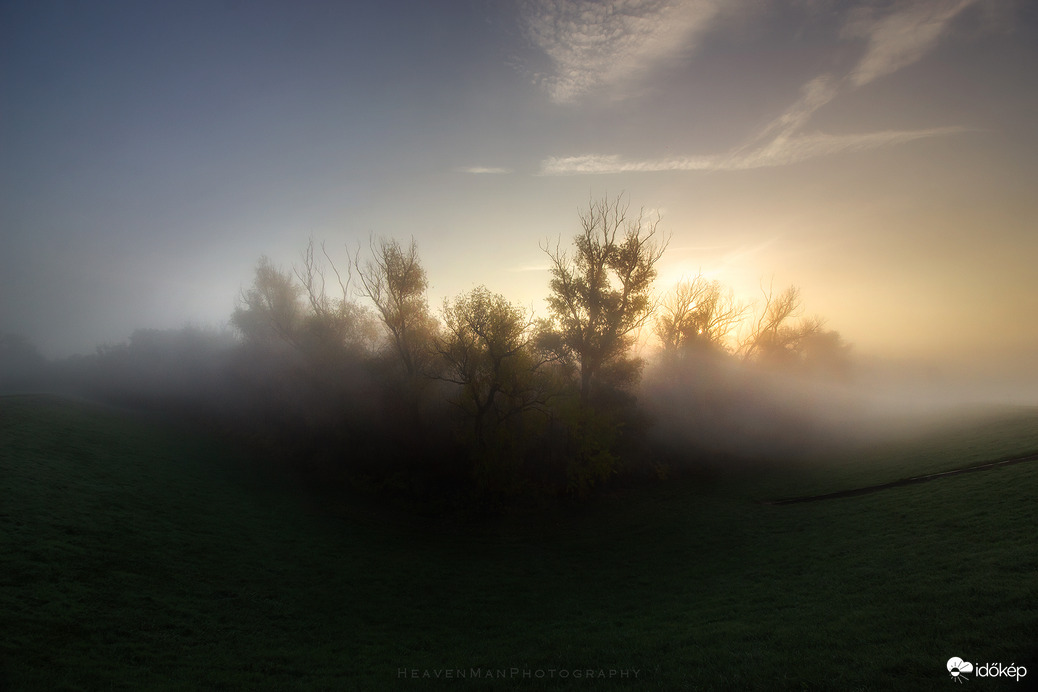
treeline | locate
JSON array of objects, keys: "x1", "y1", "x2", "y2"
[{"x1": 2, "y1": 196, "x2": 853, "y2": 510}]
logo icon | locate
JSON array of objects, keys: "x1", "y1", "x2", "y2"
[{"x1": 947, "y1": 657, "x2": 973, "y2": 683}]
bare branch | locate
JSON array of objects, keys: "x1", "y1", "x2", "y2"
[{"x1": 322, "y1": 240, "x2": 352, "y2": 303}]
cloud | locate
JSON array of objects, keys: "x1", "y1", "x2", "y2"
[
  {"x1": 742, "y1": 75, "x2": 840, "y2": 148},
  {"x1": 539, "y1": 126, "x2": 964, "y2": 174},
  {"x1": 457, "y1": 166, "x2": 512, "y2": 174},
  {"x1": 521, "y1": 0, "x2": 722, "y2": 104},
  {"x1": 844, "y1": 0, "x2": 978, "y2": 87},
  {"x1": 733, "y1": 126, "x2": 967, "y2": 169},
  {"x1": 532, "y1": 0, "x2": 990, "y2": 176},
  {"x1": 538, "y1": 0, "x2": 980, "y2": 176},
  {"x1": 540, "y1": 153, "x2": 716, "y2": 175}
]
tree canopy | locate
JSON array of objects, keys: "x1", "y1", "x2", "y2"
[{"x1": 540, "y1": 195, "x2": 668, "y2": 403}]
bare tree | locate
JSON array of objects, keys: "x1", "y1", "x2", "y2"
[
  {"x1": 295, "y1": 237, "x2": 378, "y2": 356},
  {"x1": 655, "y1": 274, "x2": 747, "y2": 354},
  {"x1": 351, "y1": 236, "x2": 436, "y2": 380},
  {"x1": 540, "y1": 195, "x2": 668, "y2": 404},
  {"x1": 740, "y1": 282, "x2": 824, "y2": 366}
]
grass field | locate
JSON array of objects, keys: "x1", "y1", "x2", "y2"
[{"x1": 2, "y1": 394, "x2": 1037, "y2": 690}]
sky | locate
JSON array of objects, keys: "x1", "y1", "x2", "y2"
[{"x1": 2, "y1": 0, "x2": 1036, "y2": 389}]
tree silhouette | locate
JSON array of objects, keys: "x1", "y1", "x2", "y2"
[
  {"x1": 351, "y1": 236, "x2": 437, "y2": 381},
  {"x1": 540, "y1": 195, "x2": 667, "y2": 404},
  {"x1": 436, "y1": 286, "x2": 546, "y2": 451},
  {"x1": 231, "y1": 256, "x2": 305, "y2": 351},
  {"x1": 656, "y1": 274, "x2": 747, "y2": 355},
  {"x1": 795, "y1": 326, "x2": 853, "y2": 378},
  {"x1": 294, "y1": 238, "x2": 378, "y2": 359},
  {"x1": 741, "y1": 282, "x2": 838, "y2": 371}
]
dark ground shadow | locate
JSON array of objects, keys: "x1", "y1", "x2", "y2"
[{"x1": 764, "y1": 452, "x2": 1038, "y2": 505}]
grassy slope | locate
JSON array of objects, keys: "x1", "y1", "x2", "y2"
[{"x1": 1, "y1": 395, "x2": 1036, "y2": 690}]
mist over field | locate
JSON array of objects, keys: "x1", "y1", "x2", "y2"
[
  {"x1": 3, "y1": 266, "x2": 1033, "y2": 498},
  {"x1": 642, "y1": 350, "x2": 1038, "y2": 463}
]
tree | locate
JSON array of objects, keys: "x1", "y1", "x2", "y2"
[
  {"x1": 231, "y1": 256, "x2": 305, "y2": 351},
  {"x1": 351, "y1": 236, "x2": 437, "y2": 380},
  {"x1": 655, "y1": 274, "x2": 747, "y2": 355},
  {"x1": 294, "y1": 237, "x2": 379, "y2": 358},
  {"x1": 232, "y1": 250, "x2": 377, "y2": 361},
  {"x1": 797, "y1": 327, "x2": 853, "y2": 378},
  {"x1": 540, "y1": 195, "x2": 668, "y2": 404},
  {"x1": 436, "y1": 286, "x2": 545, "y2": 451},
  {"x1": 741, "y1": 282, "x2": 828, "y2": 369}
]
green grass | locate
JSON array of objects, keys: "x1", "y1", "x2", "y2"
[{"x1": 2, "y1": 394, "x2": 1037, "y2": 690}]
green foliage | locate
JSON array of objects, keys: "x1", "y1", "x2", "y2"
[
  {"x1": 438, "y1": 286, "x2": 543, "y2": 449},
  {"x1": 468, "y1": 424, "x2": 530, "y2": 500},
  {"x1": 563, "y1": 404, "x2": 621, "y2": 497}
]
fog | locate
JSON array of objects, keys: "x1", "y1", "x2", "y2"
[
  {"x1": 4, "y1": 320, "x2": 1034, "y2": 485},
  {"x1": 639, "y1": 348, "x2": 1038, "y2": 469}
]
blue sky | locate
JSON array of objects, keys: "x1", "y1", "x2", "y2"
[{"x1": 2, "y1": 0, "x2": 1036, "y2": 386}]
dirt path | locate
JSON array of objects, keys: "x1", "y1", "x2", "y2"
[{"x1": 764, "y1": 452, "x2": 1038, "y2": 505}]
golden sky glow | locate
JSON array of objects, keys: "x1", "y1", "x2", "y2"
[{"x1": 1, "y1": 1, "x2": 1035, "y2": 388}]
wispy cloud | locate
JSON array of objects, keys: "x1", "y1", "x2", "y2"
[
  {"x1": 736, "y1": 127, "x2": 967, "y2": 168},
  {"x1": 539, "y1": 126, "x2": 965, "y2": 174},
  {"x1": 539, "y1": 0, "x2": 979, "y2": 175},
  {"x1": 521, "y1": 0, "x2": 721, "y2": 104},
  {"x1": 740, "y1": 75, "x2": 840, "y2": 149},
  {"x1": 541, "y1": 154, "x2": 713, "y2": 175},
  {"x1": 523, "y1": 0, "x2": 976, "y2": 104},
  {"x1": 457, "y1": 166, "x2": 512, "y2": 174},
  {"x1": 844, "y1": 0, "x2": 978, "y2": 87}
]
